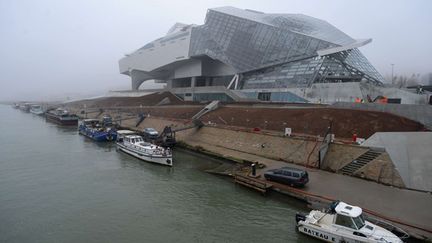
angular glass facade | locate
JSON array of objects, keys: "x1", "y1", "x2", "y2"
[
  {"x1": 121, "y1": 6, "x2": 385, "y2": 101},
  {"x1": 189, "y1": 6, "x2": 385, "y2": 89},
  {"x1": 190, "y1": 9, "x2": 337, "y2": 73}
]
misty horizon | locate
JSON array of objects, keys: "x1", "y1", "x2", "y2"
[{"x1": 1, "y1": 0, "x2": 431, "y2": 101}]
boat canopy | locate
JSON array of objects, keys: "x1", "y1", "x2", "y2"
[
  {"x1": 117, "y1": 130, "x2": 136, "y2": 135},
  {"x1": 126, "y1": 135, "x2": 143, "y2": 140},
  {"x1": 335, "y1": 202, "x2": 362, "y2": 217},
  {"x1": 83, "y1": 119, "x2": 99, "y2": 122}
]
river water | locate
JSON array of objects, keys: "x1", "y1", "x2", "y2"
[{"x1": 0, "y1": 105, "x2": 317, "y2": 243}]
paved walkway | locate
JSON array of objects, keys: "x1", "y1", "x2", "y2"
[{"x1": 188, "y1": 140, "x2": 432, "y2": 239}]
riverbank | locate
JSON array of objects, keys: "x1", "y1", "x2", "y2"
[{"x1": 69, "y1": 105, "x2": 432, "y2": 241}]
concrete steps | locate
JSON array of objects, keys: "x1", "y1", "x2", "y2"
[{"x1": 339, "y1": 150, "x2": 382, "y2": 175}]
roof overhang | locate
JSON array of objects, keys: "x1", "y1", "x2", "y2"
[{"x1": 317, "y1": 38, "x2": 372, "y2": 56}]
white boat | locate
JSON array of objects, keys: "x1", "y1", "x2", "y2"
[
  {"x1": 296, "y1": 201, "x2": 404, "y2": 243},
  {"x1": 116, "y1": 130, "x2": 173, "y2": 166},
  {"x1": 30, "y1": 105, "x2": 44, "y2": 115}
]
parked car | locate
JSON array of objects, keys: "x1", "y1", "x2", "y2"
[
  {"x1": 142, "y1": 128, "x2": 159, "y2": 140},
  {"x1": 264, "y1": 167, "x2": 309, "y2": 187}
]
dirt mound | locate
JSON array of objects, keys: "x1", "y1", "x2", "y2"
[
  {"x1": 200, "y1": 107, "x2": 427, "y2": 139},
  {"x1": 122, "y1": 106, "x2": 204, "y2": 120},
  {"x1": 68, "y1": 92, "x2": 194, "y2": 108}
]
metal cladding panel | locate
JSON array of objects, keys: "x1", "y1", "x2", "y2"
[
  {"x1": 210, "y1": 6, "x2": 355, "y2": 46},
  {"x1": 120, "y1": 6, "x2": 384, "y2": 89},
  {"x1": 242, "y1": 57, "x2": 323, "y2": 89},
  {"x1": 189, "y1": 9, "x2": 338, "y2": 73},
  {"x1": 330, "y1": 48, "x2": 385, "y2": 84},
  {"x1": 174, "y1": 59, "x2": 202, "y2": 79},
  {"x1": 119, "y1": 28, "x2": 192, "y2": 74}
]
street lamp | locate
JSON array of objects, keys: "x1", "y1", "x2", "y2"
[{"x1": 391, "y1": 64, "x2": 395, "y2": 85}]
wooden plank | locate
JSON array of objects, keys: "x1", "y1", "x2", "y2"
[{"x1": 234, "y1": 180, "x2": 267, "y2": 193}]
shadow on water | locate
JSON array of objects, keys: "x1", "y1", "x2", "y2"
[{"x1": 79, "y1": 135, "x2": 117, "y2": 151}]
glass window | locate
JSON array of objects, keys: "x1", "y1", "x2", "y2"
[
  {"x1": 335, "y1": 215, "x2": 357, "y2": 229},
  {"x1": 352, "y1": 215, "x2": 365, "y2": 229},
  {"x1": 284, "y1": 171, "x2": 292, "y2": 176}
]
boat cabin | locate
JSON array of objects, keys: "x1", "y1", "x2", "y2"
[
  {"x1": 102, "y1": 115, "x2": 113, "y2": 127},
  {"x1": 332, "y1": 202, "x2": 368, "y2": 232},
  {"x1": 122, "y1": 135, "x2": 155, "y2": 147},
  {"x1": 81, "y1": 119, "x2": 101, "y2": 129},
  {"x1": 55, "y1": 108, "x2": 68, "y2": 115},
  {"x1": 116, "y1": 130, "x2": 137, "y2": 143}
]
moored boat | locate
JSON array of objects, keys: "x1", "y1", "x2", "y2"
[
  {"x1": 30, "y1": 105, "x2": 44, "y2": 115},
  {"x1": 78, "y1": 118, "x2": 117, "y2": 142},
  {"x1": 296, "y1": 201, "x2": 404, "y2": 243},
  {"x1": 116, "y1": 130, "x2": 173, "y2": 166},
  {"x1": 19, "y1": 103, "x2": 31, "y2": 112},
  {"x1": 45, "y1": 108, "x2": 78, "y2": 126}
]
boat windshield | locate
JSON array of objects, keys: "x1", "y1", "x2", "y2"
[{"x1": 352, "y1": 214, "x2": 365, "y2": 229}]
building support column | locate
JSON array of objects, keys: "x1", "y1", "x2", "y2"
[
  {"x1": 166, "y1": 80, "x2": 173, "y2": 89},
  {"x1": 191, "y1": 77, "x2": 196, "y2": 88},
  {"x1": 191, "y1": 77, "x2": 196, "y2": 101},
  {"x1": 227, "y1": 74, "x2": 239, "y2": 90},
  {"x1": 132, "y1": 78, "x2": 145, "y2": 91}
]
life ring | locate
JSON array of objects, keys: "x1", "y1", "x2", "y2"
[{"x1": 166, "y1": 159, "x2": 171, "y2": 164}]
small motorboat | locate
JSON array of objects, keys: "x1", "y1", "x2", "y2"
[
  {"x1": 296, "y1": 201, "x2": 404, "y2": 243},
  {"x1": 19, "y1": 103, "x2": 31, "y2": 112},
  {"x1": 116, "y1": 130, "x2": 173, "y2": 166},
  {"x1": 78, "y1": 118, "x2": 117, "y2": 142}
]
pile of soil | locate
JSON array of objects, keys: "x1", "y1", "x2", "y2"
[
  {"x1": 68, "y1": 91, "x2": 196, "y2": 108},
  {"x1": 200, "y1": 107, "x2": 427, "y2": 139},
  {"x1": 122, "y1": 106, "x2": 203, "y2": 120}
]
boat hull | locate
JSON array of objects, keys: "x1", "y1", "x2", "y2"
[
  {"x1": 298, "y1": 224, "x2": 344, "y2": 243},
  {"x1": 298, "y1": 223, "x2": 398, "y2": 243},
  {"x1": 30, "y1": 110, "x2": 44, "y2": 115},
  {"x1": 117, "y1": 143, "x2": 173, "y2": 166},
  {"x1": 79, "y1": 127, "x2": 117, "y2": 142},
  {"x1": 45, "y1": 113, "x2": 78, "y2": 126}
]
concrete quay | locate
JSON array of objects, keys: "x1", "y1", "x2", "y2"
[{"x1": 182, "y1": 141, "x2": 432, "y2": 241}]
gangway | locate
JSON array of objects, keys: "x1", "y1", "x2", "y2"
[
  {"x1": 156, "y1": 119, "x2": 204, "y2": 147},
  {"x1": 80, "y1": 108, "x2": 104, "y2": 118}
]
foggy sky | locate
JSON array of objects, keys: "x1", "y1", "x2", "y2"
[{"x1": 1, "y1": 0, "x2": 431, "y2": 101}]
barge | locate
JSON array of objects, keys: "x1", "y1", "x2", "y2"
[
  {"x1": 78, "y1": 118, "x2": 117, "y2": 142},
  {"x1": 45, "y1": 108, "x2": 78, "y2": 126}
]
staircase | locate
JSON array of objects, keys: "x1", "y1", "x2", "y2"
[
  {"x1": 339, "y1": 150, "x2": 383, "y2": 175},
  {"x1": 191, "y1": 100, "x2": 220, "y2": 120}
]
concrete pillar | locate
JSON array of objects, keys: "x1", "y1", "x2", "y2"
[
  {"x1": 191, "y1": 77, "x2": 196, "y2": 88},
  {"x1": 191, "y1": 77, "x2": 196, "y2": 101},
  {"x1": 166, "y1": 80, "x2": 173, "y2": 89},
  {"x1": 132, "y1": 78, "x2": 145, "y2": 90}
]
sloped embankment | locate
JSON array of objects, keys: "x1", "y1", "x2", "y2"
[{"x1": 200, "y1": 107, "x2": 426, "y2": 139}]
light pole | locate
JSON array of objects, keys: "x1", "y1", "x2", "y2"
[{"x1": 391, "y1": 64, "x2": 395, "y2": 85}]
